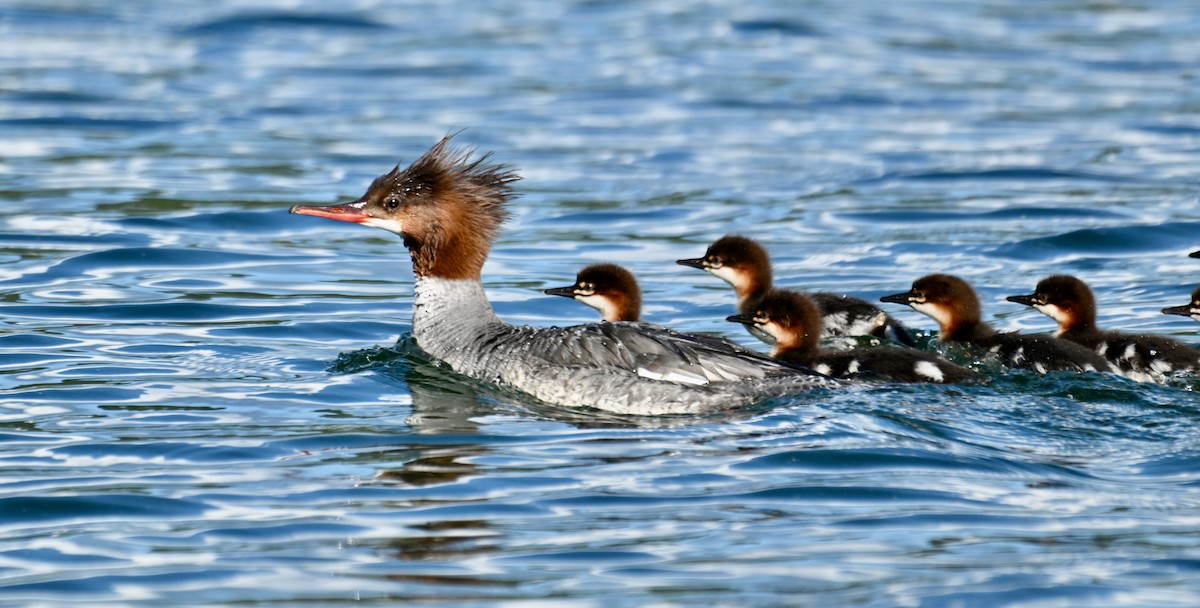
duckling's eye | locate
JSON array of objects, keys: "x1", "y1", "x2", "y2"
[
  {"x1": 912, "y1": 291, "x2": 925, "y2": 300},
  {"x1": 709, "y1": 257, "x2": 723, "y2": 268},
  {"x1": 578, "y1": 282, "x2": 594, "y2": 293},
  {"x1": 384, "y1": 198, "x2": 400, "y2": 211}
]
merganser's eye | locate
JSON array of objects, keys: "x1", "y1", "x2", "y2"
[
  {"x1": 709, "y1": 257, "x2": 723, "y2": 268},
  {"x1": 578, "y1": 282, "x2": 594, "y2": 294},
  {"x1": 384, "y1": 198, "x2": 400, "y2": 211}
]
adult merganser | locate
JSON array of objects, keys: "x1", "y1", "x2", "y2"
[
  {"x1": 544, "y1": 263, "x2": 641, "y2": 322},
  {"x1": 880, "y1": 274, "x2": 1112, "y2": 374},
  {"x1": 1162, "y1": 288, "x2": 1200, "y2": 324},
  {"x1": 290, "y1": 136, "x2": 835, "y2": 415},
  {"x1": 727, "y1": 289, "x2": 977, "y2": 383},
  {"x1": 676, "y1": 235, "x2": 917, "y2": 346},
  {"x1": 1007, "y1": 275, "x2": 1200, "y2": 381}
]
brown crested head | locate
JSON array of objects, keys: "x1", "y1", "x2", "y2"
[
  {"x1": 545, "y1": 263, "x2": 642, "y2": 322},
  {"x1": 1007, "y1": 274, "x2": 1095, "y2": 332},
  {"x1": 677, "y1": 235, "x2": 772, "y2": 307},
  {"x1": 577, "y1": 263, "x2": 642, "y2": 322},
  {"x1": 291, "y1": 134, "x2": 520, "y2": 279},
  {"x1": 882, "y1": 274, "x2": 988, "y2": 341},
  {"x1": 727, "y1": 288, "x2": 822, "y2": 355}
]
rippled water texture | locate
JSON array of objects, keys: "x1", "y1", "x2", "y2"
[{"x1": 3, "y1": 0, "x2": 1200, "y2": 605}]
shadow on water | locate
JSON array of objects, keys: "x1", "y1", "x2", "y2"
[{"x1": 330, "y1": 337, "x2": 497, "y2": 435}]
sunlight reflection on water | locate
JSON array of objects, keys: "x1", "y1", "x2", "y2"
[{"x1": 2, "y1": 0, "x2": 1200, "y2": 605}]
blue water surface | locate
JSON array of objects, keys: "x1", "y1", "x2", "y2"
[{"x1": 2, "y1": 0, "x2": 1200, "y2": 605}]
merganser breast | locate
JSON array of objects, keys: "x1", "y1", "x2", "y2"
[
  {"x1": 677, "y1": 235, "x2": 917, "y2": 346},
  {"x1": 291, "y1": 136, "x2": 836, "y2": 415},
  {"x1": 1008, "y1": 274, "x2": 1200, "y2": 382}
]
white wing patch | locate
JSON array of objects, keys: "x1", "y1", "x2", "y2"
[
  {"x1": 637, "y1": 367, "x2": 710, "y2": 386},
  {"x1": 1121, "y1": 344, "x2": 1137, "y2": 362},
  {"x1": 822, "y1": 311, "x2": 851, "y2": 334},
  {"x1": 1009, "y1": 347, "x2": 1026, "y2": 365},
  {"x1": 815, "y1": 364, "x2": 832, "y2": 376},
  {"x1": 914, "y1": 361, "x2": 944, "y2": 382},
  {"x1": 701, "y1": 363, "x2": 760, "y2": 383},
  {"x1": 1149, "y1": 358, "x2": 1173, "y2": 375}
]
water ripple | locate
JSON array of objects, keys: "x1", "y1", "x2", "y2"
[
  {"x1": 995, "y1": 221, "x2": 1200, "y2": 259},
  {"x1": 179, "y1": 12, "x2": 392, "y2": 37},
  {"x1": 2, "y1": 0, "x2": 1200, "y2": 605}
]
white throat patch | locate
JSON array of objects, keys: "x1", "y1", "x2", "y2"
[
  {"x1": 1033, "y1": 303, "x2": 1069, "y2": 326},
  {"x1": 910, "y1": 301, "x2": 953, "y2": 331},
  {"x1": 758, "y1": 321, "x2": 786, "y2": 343},
  {"x1": 706, "y1": 265, "x2": 748, "y2": 292},
  {"x1": 577, "y1": 294, "x2": 621, "y2": 322},
  {"x1": 361, "y1": 216, "x2": 405, "y2": 235}
]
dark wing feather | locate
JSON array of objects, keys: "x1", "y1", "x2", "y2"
[
  {"x1": 512, "y1": 322, "x2": 817, "y2": 384},
  {"x1": 1082, "y1": 331, "x2": 1200, "y2": 375},
  {"x1": 983, "y1": 333, "x2": 1112, "y2": 373},
  {"x1": 809, "y1": 292, "x2": 917, "y2": 346}
]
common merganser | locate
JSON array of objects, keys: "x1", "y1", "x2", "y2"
[
  {"x1": 544, "y1": 263, "x2": 641, "y2": 322},
  {"x1": 1007, "y1": 275, "x2": 1200, "y2": 382},
  {"x1": 1162, "y1": 288, "x2": 1200, "y2": 324},
  {"x1": 728, "y1": 289, "x2": 977, "y2": 383},
  {"x1": 880, "y1": 274, "x2": 1112, "y2": 374},
  {"x1": 290, "y1": 136, "x2": 835, "y2": 415},
  {"x1": 676, "y1": 235, "x2": 917, "y2": 346}
]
